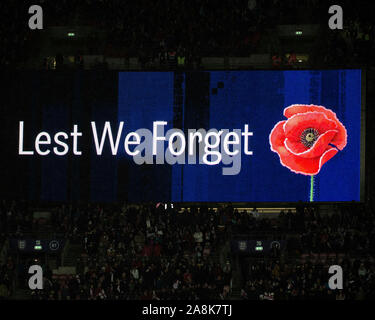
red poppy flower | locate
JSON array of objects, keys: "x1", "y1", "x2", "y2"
[{"x1": 269, "y1": 104, "x2": 347, "y2": 175}]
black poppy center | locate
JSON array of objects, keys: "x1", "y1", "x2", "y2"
[{"x1": 301, "y1": 128, "x2": 319, "y2": 148}]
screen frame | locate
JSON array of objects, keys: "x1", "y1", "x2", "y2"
[{"x1": 6, "y1": 68, "x2": 367, "y2": 205}]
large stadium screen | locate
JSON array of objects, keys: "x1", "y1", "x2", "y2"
[{"x1": 2, "y1": 70, "x2": 364, "y2": 202}]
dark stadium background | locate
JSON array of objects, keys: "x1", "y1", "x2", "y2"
[{"x1": 0, "y1": 0, "x2": 375, "y2": 303}]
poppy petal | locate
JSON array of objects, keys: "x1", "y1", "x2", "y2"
[
  {"x1": 284, "y1": 129, "x2": 338, "y2": 158},
  {"x1": 284, "y1": 104, "x2": 330, "y2": 118},
  {"x1": 276, "y1": 145, "x2": 320, "y2": 175},
  {"x1": 269, "y1": 120, "x2": 286, "y2": 152},
  {"x1": 331, "y1": 126, "x2": 347, "y2": 151},
  {"x1": 319, "y1": 147, "x2": 339, "y2": 169},
  {"x1": 284, "y1": 138, "x2": 308, "y2": 154},
  {"x1": 283, "y1": 112, "x2": 337, "y2": 142},
  {"x1": 284, "y1": 104, "x2": 347, "y2": 150},
  {"x1": 277, "y1": 147, "x2": 338, "y2": 175}
]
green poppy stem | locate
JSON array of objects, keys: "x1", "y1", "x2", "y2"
[{"x1": 309, "y1": 175, "x2": 314, "y2": 202}]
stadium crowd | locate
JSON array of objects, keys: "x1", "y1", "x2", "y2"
[
  {"x1": 1, "y1": 200, "x2": 374, "y2": 300},
  {"x1": 1, "y1": 203, "x2": 232, "y2": 300},
  {"x1": 239, "y1": 204, "x2": 375, "y2": 300},
  {"x1": 240, "y1": 255, "x2": 375, "y2": 300},
  {"x1": 64, "y1": 0, "x2": 375, "y2": 68},
  {"x1": 0, "y1": 1, "x2": 76, "y2": 68},
  {"x1": 66, "y1": 204, "x2": 231, "y2": 300},
  {"x1": 1, "y1": 0, "x2": 375, "y2": 69}
]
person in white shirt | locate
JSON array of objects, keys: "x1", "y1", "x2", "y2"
[
  {"x1": 131, "y1": 267, "x2": 139, "y2": 280},
  {"x1": 193, "y1": 227, "x2": 203, "y2": 243}
]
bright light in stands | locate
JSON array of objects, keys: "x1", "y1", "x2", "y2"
[{"x1": 34, "y1": 240, "x2": 42, "y2": 250}]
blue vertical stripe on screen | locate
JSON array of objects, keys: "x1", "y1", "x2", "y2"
[{"x1": 118, "y1": 72, "x2": 174, "y2": 201}]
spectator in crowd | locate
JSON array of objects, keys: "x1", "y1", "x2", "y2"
[{"x1": 2, "y1": 199, "x2": 374, "y2": 300}]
